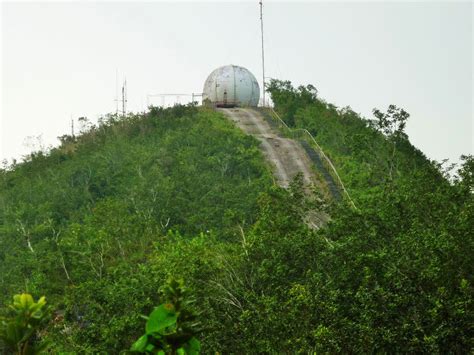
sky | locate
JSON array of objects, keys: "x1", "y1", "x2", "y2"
[{"x1": 1, "y1": 1, "x2": 472, "y2": 166}]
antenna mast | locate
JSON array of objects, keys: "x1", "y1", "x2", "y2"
[
  {"x1": 259, "y1": 0, "x2": 266, "y2": 107},
  {"x1": 115, "y1": 69, "x2": 119, "y2": 116},
  {"x1": 121, "y1": 79, "x2": 127, "y2": 117}
]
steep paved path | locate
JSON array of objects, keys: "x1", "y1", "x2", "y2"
[{"x1": 219, "y1": 108, "x2": 316, "y2": 188}]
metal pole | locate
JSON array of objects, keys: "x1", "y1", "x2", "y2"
[
  {"x1": 124, "y1": 79, "x2": 127, "y2": 114},
  {"x1": 259, "y1": 0, "x2": 266, "y2": 107},
  {"x1": 122, "y1": 82, "x2": 125, "y2": 117},
  {"x1": 115, "y1": 69, "x2": 119, "y2": 116}
]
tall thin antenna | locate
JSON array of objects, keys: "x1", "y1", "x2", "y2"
[
  {"x1": 115, "y1": 69, "x2": 119, "y2": 116},
  {"x1": 121, "y1": 80, "x2": 125, "y2": 117},
  {"x1": 259, "y1": 0, "x2": 266, "y2": 107}
]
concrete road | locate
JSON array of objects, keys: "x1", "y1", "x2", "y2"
[{"x1": 219, "y1": 107, "x2": 316, "y2": 189}]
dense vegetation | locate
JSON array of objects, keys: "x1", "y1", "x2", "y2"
[
  {"x1": 0, "y1": 106, "x2": 272, "y2": 352},
  {"x1": 1, "y1": 84, "x2": 472, "y2": 353}
]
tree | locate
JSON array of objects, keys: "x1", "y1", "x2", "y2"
[
  {"x1": 130, "y1": 279, "x2": 201, "y2": 354},
  {"x1": 456, "y1": 154, "x2": 474, "y2": 193},
  {"x1": 371, "y1": 105, "x2": 409, "y2": 138},
  {"x1": 371, "y1": 105, "x2": 410, "y2": 180},
  {"x1": 266, "y1": 79, "x2": 318, "y2": 126}
]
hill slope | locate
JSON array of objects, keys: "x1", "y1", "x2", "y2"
[
  {"x1": 0, "y1": 105, "x2": 275, "y2": 350},
  {"x1": 1, "y1": 88, "x2": 473, "y2": 353}
]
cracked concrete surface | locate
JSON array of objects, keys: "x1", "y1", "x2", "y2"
[
  {"x1": 219, "y1": 107, "x2": 316, "y2": 188},
  {"x1": 219, "y1": 107, "x2": 331, "y2": 228}
]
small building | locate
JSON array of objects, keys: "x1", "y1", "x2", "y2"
[{"x1": 202, "y1": 65, "x2": 260, "y2": 107}]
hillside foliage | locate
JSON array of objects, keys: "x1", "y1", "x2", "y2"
[
  {"x1": 0, "y1": 105, "x2": 272, "y2": 352},
  {"x1": 1, "y1": 85, "x2": 473, "y2": 353}
]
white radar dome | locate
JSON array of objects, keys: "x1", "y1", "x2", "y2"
[{"x1": 202, "y1": 65, "x2": 260, "y2": 107}]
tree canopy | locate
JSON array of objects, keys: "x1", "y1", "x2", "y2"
[{"x1": 1, "y1": 86, "x2": 472, "y2": 353}]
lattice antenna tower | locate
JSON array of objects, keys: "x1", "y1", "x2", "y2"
[{"x1": 121, "y1": 78, "x2": 127, "y2": 117}]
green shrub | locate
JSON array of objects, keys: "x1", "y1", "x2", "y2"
[
  {"x1": 130, "y1": 279, "x2": 201, "y2": 354},
  {"x1": 0, "y1": 294, "x2": 51, "y2": 354}
]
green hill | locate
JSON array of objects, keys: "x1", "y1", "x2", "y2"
[{"x1": 0, "y1": 84, "x2": 472, "y2": 353}]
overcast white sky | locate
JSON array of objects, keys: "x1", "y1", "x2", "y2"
[{"x1": 1, "y1": 1, "x2": 472, "y2": 166}]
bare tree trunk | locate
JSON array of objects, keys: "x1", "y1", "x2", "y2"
[
  {"x1": 16, "y1": 220, "x2": 35, "y2": 253},
  {"x1": 60, "y1": 252, "x2": 72, "y2": 283},
  {"x1": 388, "y1": 140, "x2": 397, "y2": 181}
]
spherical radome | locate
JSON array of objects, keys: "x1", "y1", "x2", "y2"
[{"x1": 202, "y1": 65, "x2": 260, "y2": 107}]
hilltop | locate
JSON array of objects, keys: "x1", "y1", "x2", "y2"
[{"x1": 0, "y1": 83, "x2": 472, "y2": 353}]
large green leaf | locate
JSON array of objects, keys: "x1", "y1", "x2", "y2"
[
  {"x1": 5, "y1": 322, "x2": 22, "y2": 345},
  {"x1": 145, "y1": 304, "x2": 177, "y2": 335},
  {"x1": 145, "y1": 344, "x2": 156, "y2": 352},
  {"x1": 130, "y1": 334, "x2": 148, "y2": 352},
  {"x1": 183, "y1": 337, "x2": 201, "y2": 354}
]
